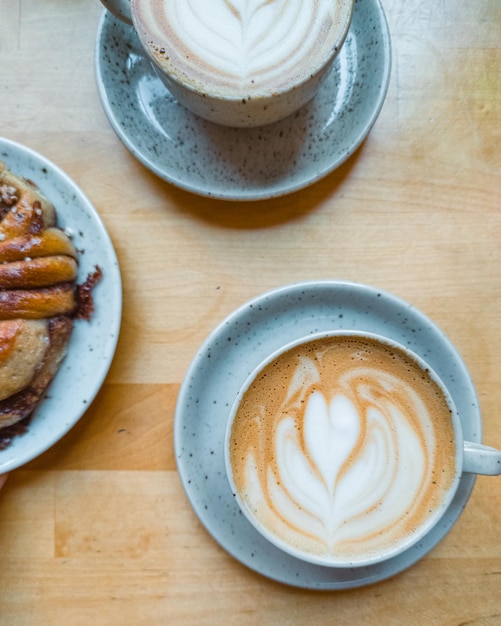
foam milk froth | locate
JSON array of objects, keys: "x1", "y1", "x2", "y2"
[
  {"x1": 132, "y1": 0, "x2": 352, "y2": 97},
  {"x1": 229, "y1": 336, "x2": 457, "y2": 564}
]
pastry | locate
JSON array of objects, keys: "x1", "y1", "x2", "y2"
[{"x1": 0, "y1": 161, "x2": 85, "y2": 432}]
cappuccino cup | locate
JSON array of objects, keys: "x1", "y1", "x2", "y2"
[
  {"x1": 225, "y1": 330, "x2": 501, "y2": 568},
  {"x1": 99, "y1": 0, "x2": 354, "y2": 127}
]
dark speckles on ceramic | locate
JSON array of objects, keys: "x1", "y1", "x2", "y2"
[
  {"x1": 0, "y1": 138, "x2": 122, "y2": 472},
  {"x1": 174, "y1": 280, "x2": 480, "y2": 589},
  {"x1": 95, "y1": 0, "x2": 391, "y2": 201}
]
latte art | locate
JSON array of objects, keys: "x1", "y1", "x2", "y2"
[
  {"x1": 228, "y1": 336, "x2": 457, "y2": 564},
  {"x1": 133, "y1": 0, "x2": 353, "y2": 96}
]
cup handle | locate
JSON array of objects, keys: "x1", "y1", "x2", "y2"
[
  {"x1": 463, "y1": 441, "x2": 501, "y2": 475},
  {"x1": 99, "y1": 0, "x2": 132, "y2": 25}
]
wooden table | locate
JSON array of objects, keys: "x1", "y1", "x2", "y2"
[{"x1": 1, "y1": 0, "x2": 500, "y2": 623}]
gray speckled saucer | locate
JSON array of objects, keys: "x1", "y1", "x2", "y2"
[
  {"x1": 0, "y1": 137, "x2": 122, "y2": 472},
  {"x1": 174, "y1": 281, "x2": 480, "y2": 589},
  {"x1": 95, "y1": 0, "x2": 391, "y2": 201}
]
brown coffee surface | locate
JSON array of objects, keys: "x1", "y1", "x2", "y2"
[{"x1": 229, "y1": 335, "x2": 457, "y2": 564}]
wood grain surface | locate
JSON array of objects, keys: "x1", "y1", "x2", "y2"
[{"x1": 0, "y1": 0, "x2": 500, "y2": 624}]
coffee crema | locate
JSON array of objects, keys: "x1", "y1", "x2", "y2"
[
  {"x1": 132, "y1": 0, "x2": 353, "y2": 97},
  {"x1": 228, "y1": 335, "x2": 457, "y2": 565}
]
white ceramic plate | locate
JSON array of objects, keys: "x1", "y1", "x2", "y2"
[
  {"x1": 95, "y1": 0, "x2": 391, "y2": 201},
  {"x1": 0, "y1": 137, "x2": 122, "y2": 472},
  {"x1": 174, "y1": 281, "x2": 479, "y2": 589}
]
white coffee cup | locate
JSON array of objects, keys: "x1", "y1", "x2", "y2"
[
  {"x1": 99, "y1": 0, "x2": 355, "y2": 127},
  {"x1": 224, "y1": 330, "x2": 501, "y2": 568}
]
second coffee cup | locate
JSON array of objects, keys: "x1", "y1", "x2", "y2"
[
  {"x1": 225, "y1": 330, "x2": 501, "y2": 568},
  {"x1": 99, "y1": 0, "x2": 355, "y2": 127}
]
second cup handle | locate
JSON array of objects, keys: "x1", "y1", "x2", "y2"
[
  {"x1": 100, "y1": 0, "x2": 132, "y2": 24},
  {"x1": 463, "y1": 441, "x2": 501, "y2": 475}
]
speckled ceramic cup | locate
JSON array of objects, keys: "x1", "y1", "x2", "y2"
[
  {"x1": 224, "y1": 329, "x2": 501, "y2": 568},
  {"x1": 99, "y1": 0, "x2": 354, "y2": 127}
]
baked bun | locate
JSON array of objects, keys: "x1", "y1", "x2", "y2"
[{"x1": 0, "y1": 162, "x2": 79, "y2": 430}]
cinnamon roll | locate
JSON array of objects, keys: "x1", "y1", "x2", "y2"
[{"x1": 0, "y1": 162, "x2": 82, "y2": 431}]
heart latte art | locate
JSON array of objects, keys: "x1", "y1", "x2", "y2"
[
  {"x1": 228, "y1": 336, "x2": 457, "y2": 565},
  {"x1": 132, "y1": 0, "x2": 353, "y2": 97}
]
